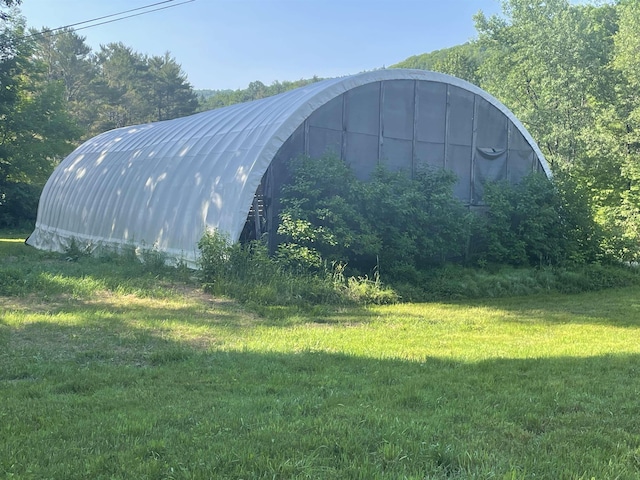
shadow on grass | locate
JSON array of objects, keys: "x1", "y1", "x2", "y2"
[
  {"x1": 371, "y1": 285, "x2": 640, "y2": 329},
  {"x1": 2, "y1": 318, "x2": 640, "y2": 479},
  {"x1": 463, "y1": 287, "x2": 640, "y2": 328}
]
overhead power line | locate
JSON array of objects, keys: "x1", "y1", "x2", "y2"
[
  {"x1": 39, "y1": 0, "x2": 178, "y2": 33},
  {"x1": 25, "y1": 0, "x2": 195, "y2": 38}
]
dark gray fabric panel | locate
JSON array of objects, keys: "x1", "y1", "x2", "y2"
[
  {"x1": 416, "y1": 81, "x2": 447, "y2": 143},
  {"x1": 345, "y1": 82, "x2": 380, "y2": 136},
  {"x1": 472, "y1": 99, "x2": 509, "y2": 204},
  {"x1": 508, "y1": 126, "x2": 535, "y2": 182},
  {"x1": 274, "y1": 77, "x2": 543, "y2": 212},
  {"x1": 308, "y1": 126, "x2": 342, "y2": 159},
  {"x1": 415, "y1": 141, "x2": 445, "y2": 170},
  {"x1": 534, "y1": 155, "x2": 543, "y2": 173},
  {"x1": 476, "y1": 98, "x2": 507, "y2": 149},
  {"x1": 509, "y1": 149, "x2": 535, "y2": 183},
  {"x1": 448, "y1": 144, "x2": 472, "y2": 202},
  {"x1": 509, "y1": 123, "x2": 531, "y2": 151},
  {"x1": 345, "y1": 132, "x2": 379, "y2": 180},
  {"x1": 381, "y1": 138, "x2": 413, "y2": 172},
  {"x1": 275, "y1": 123, "x2": 305, "y2": 165},
  {"x1": 447, "y1": 86, "x2": 474, "y2": 146},
  {"x1": 308, "y1": 94, "x2": 343, "y2": 130},
  {"x1": 473, "y1": 148, "x2": 508, "y2": 204},
  {"x1": 382, "y1": 80, "x2": 415, "y2": 140}
]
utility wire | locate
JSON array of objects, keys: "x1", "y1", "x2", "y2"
[
  {"x1": 25, "y1": 0, "x2": 195, "y2": 38},
  {"x1": 37, "y1": 0, "x2": 177, "y2": 33},
  {"x1": 73, "y1": 1, "x2": 195, "y2": 32}
]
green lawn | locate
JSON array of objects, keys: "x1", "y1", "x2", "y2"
[{"x1": 2, "y1": 236, "x2": 640, "y2": 479}]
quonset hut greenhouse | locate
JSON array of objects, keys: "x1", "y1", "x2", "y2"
[{"x1": 27, "y1": 69, "x2": 551, "y2": 266}]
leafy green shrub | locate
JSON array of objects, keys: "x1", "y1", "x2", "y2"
[
  {"x1": 364, "y1": 165, "x2": 473, "y2": 276},
  {"x1": 275, "y1": 239, "x2": 323, "y2": 271},
  {"x1": 196, "y1": 155, "x2": 627, "y2": 305},
  {"x1": 197, "y1": 229, "x2": 232, "y2": 286},
  {"x1": 278, "y1": 154, "x2": 472, "y2": 280},
  {"x1": 277, "y1": 154, "x2": 380, "y2": 272},
  {"x1": 479, "y1": 173, "x2": 605, "y2": 267},
  {"x1": 553, "y1": 170, "x2": 606, "y2": 264},
  {"x1": 275, "y1": 154, "x2": 615, "y2": 299}
]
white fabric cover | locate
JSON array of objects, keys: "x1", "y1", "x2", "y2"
[{"x1": 27, "y1": 69, "x2": 550, "y2": 265}]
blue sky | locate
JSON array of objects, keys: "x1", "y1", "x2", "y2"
[{"x1": 18, "y1": 0, "x2": 503, "y2": 91}]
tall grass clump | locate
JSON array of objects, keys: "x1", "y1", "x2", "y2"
[
  {"x1": 390, "y1": 263, "x2": 640, "y2": 302},
  {"x1": 197, "y1": 230, "x2": 397, "y2": 308}
]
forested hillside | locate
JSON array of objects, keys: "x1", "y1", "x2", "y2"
[
  {"x1": 393, "y1": 43, "x2": 483, "y2": 85},
  {"x1": 196, "y1": 77, "x2": 323, "y2": 111},
  {"x1": 2, "y1": 0, "x2": 640, "y2": 263}
]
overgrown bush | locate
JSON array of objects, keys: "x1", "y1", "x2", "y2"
[
  {"x1": 275, "y1": 153, "x2": 612, "y2": 296},
  {"x1": 281, "y1": 156, "x2": 600, "y2": 270},
  {"x1": 478, "y1": 172, "x2": 605, "y2": 267},
  {"x1": 276, "y1": 154, "x2": 380, "y2": 272},
  {"x1": 364, "y1": 165, "x2": 474, "y2": 277},
  {"x1": 553, "y1": 170, "x2": 606, "y2": 264},
  {"x1": 198, "y1": 229, "x2": 397, "y2": 307},
  {"x1": 277, "y1": 154, "x2": 474, "y2": 280}
]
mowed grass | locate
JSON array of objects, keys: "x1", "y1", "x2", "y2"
[{"x1": 2, "y1": 236, "x2": 640, "y2": 479}]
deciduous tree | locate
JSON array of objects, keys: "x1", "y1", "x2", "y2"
[
  {"x1": 474, "y1": 0, "x2": 616, "y2": 167},
  {"x1": 0, "y1": 12, "x2": 78, "y2": 227}
]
